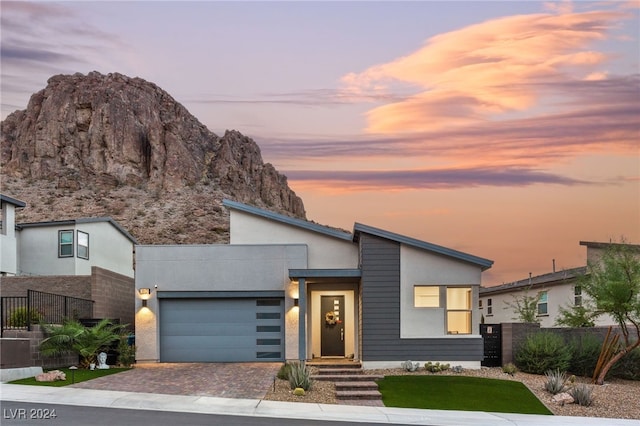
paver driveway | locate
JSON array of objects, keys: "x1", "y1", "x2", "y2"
[{"x1": 71, "y1": 363, "x2": 281, "y2": 399}]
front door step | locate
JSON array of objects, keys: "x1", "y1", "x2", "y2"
[{"x1": 309, "y1": 360, "x2": 382, "y2": 401}]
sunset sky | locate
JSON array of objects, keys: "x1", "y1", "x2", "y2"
[{"x1": 2, "y1": 1, "x2": 638, "y2": 286}]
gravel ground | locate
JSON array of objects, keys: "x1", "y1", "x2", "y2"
[{"x1": 263, "y1": 366, "x2": 640, "y2": 419}]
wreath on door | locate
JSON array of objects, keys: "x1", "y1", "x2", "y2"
[{"x1": 325, "y1": 311, "x2": 337, "y2": 325}]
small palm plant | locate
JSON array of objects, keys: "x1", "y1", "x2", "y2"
[{"x1": 40, "y1": 319, "x2": 127, "y2": 368}]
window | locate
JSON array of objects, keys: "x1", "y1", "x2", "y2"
[
  {"x1": 487, "y1": 298, "x2": 493, "y2": 315},
  {"x1": 574, "y1": 285, "x2": 582, "y2": 306},
  {"x1": 77, "y1": 231, "x2": 89, "y2": 259},
  {"x1": 479, "y1": 299, "x2": 483, "y2": 309},
  {"x1": 446, "y1": 287, "x2": 472, "y2": 334},
  {"x1": 414, "y1": 286, "x2": 440, "y2": 307},
  {"x1": 59, "y1": 230, "x2": 74, "y2": 257},
  {"x1": 538, "y1": 291, "x2": 548, "y2": 315}
]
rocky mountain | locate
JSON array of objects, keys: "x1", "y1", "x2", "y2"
[{"x1": 1, "y1": 71, "x2": 305, "y2": 244}]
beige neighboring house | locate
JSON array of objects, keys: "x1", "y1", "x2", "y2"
[{"x1": 479, "y1": 241, "x2": 639, "y2": 328}]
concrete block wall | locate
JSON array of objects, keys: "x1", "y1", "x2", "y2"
[
  {"x1": 91, "y1": 266, "x2": 134, "y2": 330},
  {"x1": 1, "y1": 327, "x2": 76, "y2": 369},
  {"x1": 0, "y1": 275, "x2": 91, "y2": 299}
]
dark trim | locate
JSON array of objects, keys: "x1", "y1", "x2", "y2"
[
  {"x1": 289, "y1": 268, "x2": 361, "y2": 279},
  {"x1": 223, "y1": 199, "x2": 353, "y2": 241},
  {"x1": 0, "y1": 194, "x2": 26, "y2": 208},
  {"x1": 157, "y1": 290, "x2": 285, "y2": 299},
  {"x1": 353, "y1": 222, "x2": 493, "y2": 271}
]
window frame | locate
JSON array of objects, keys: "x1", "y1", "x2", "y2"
[
  {"x1": 446, "y1": 286, "x2": 472, "y2": 335},
  {"x1": 414, "y1": 285, "x2": 440, "y2": 308},
  {"x1": 537, "y1": 291, "x2": 548, "y2": 316},
  {"x1": 574, "y1": 285, "x2": 582, "y2": 307},
  {"x1": 58, "y1": 230, "x2": 74, "y2": 258},
  {"x1": 77, "y1": 231, "x2": 89, "y2": 260},
  {"x1": 487, "y1": 298, "x2": 493, "y2": 316}
]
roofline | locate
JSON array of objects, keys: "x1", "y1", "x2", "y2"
[
  {"x1": 0, "y1": 194, "x2": 26, "y2": 208},
  {"x1": 17, "y1": 217, "x2": 138, "y2": 244},
  {"x1": 579, "y1": 240, "x2": 640, "y2": 250},
  {"x1": 289, "y1": 268, "x2": 362, "y2": 279},
  {"x1": 353, "y1": 222, "x2": 494, "y2": 271},
  {"x1": 480, "y1": 266, "x2": 587, "y2": 295},
  {"x1": 222, "y1": 199, "x2": 353, "y2": 241}
]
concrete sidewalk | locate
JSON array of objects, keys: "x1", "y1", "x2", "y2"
[{"x1": 2, "y1": 384, "x2": 638, "y2": 426}]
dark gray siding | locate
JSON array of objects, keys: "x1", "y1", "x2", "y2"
[{"x1": 360, "y1": 233, "x2": 482, "y2": 361}]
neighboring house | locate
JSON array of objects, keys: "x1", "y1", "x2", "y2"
[
  {"x1": 135, "y1": 199, "x2": 494, "y2": 368},
  {"x1": 16, "y1": 217, "x2": 136, "y2": 278},
  {"x1": 0, "y1": 193, "x2": 137, "y2": 328},
  {"x1": 0, "y1": 194, "x2": 26, "y2": 276},
  {"x1": 479, "y1": 241, "x2": 638, "y2": 328}
]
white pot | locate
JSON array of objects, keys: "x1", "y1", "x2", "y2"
[{"x1": 90, "y1": 363, "x2": 96, "y2": 370}]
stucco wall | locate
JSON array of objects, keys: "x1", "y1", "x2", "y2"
[
  {"x1": 17, "y1": 221, "x2": 134, "y2": 278},
  {"x1": 1, "y1": 202, "x2": 18, "y2": 275},
  {"x1": 229, "y1": 210, "x2": 358, "y2": 269},
  {"x1": 400, "y1": 244, "x2": 482, "y2": 338},
  {"x1": 134, "y1": 244, "x2": 307, "y2": 362}
]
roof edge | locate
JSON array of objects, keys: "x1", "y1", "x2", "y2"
[
  {"x1": 223, "y1": 199, "x2": 353, "y2": 241},
  {"x1": 1, "y1": 194, "x2": 27, "y2": 208},
  {"x1": 17, "y1": 217, "x2": 137, "y2": 244},
  {"x1": 353, "y1": 222, "x2": 493, "y2": 270}
]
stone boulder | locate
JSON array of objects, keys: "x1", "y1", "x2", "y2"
[{"x1": 35, "y1": 370, "x2": 66, "y2": 382}]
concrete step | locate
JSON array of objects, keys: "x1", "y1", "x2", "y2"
[
  {"x1": 335, "y1": 390, "x2": 382, "y2": 400},
  {"x1": 311, "y1": 374, "x2": 383, "y2": 382},
  {"x1": 335, "y1": 381, "x2": 379, "y2": 391},
  {"x1": 308, "y1": 362, "x2": 362, "y2": 369},
  {"x1": 314, "y1": 368, "x2": 363, "y2": 375}
]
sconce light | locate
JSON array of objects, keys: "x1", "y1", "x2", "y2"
[
  {"x1": 294, "y1": 298, "x2": 299, "y2": 307},
  {"x1": 139, "y1": 288, "x2": 151, "y2": 307}
]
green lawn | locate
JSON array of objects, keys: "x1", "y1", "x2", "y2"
[
  {"x1": 377, "y1": 375, "x2": 552, "y2": 415},
  {"x1": 9, "y1": 368, "x2": 130, "y2": 387}
]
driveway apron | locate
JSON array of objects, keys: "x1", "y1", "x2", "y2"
[{"x1": 71, "y1": 363, "x2": 281, "y2": 399}]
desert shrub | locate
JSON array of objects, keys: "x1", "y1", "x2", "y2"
[
  {"x1": 515, "y1": 331, "x2": 571, "y2": 374},
  {"x1": 287, "y1": 361, "x2": 312, "y2": 391},
  {"x1": 401, "y1": 360, "x2": 419, "y2": 372},
  {"x1": 610, "y1": 347, "x2": 640, "y2": 380},
  {"x1": 8, "y1": 307, "x2": 42, "y2": 327},
  {"x1": 569, "y1": 384, "x2": 595, "y2": 406},
  {"x1": 424, "y1": 362, "x2": 450, "y2": 372},
  {"x1": 502, "y1": 362, "x2": 518, "y2": 375},
  {"x1": 277, "y1": 362, "x2": 292, "y2": 380},
  {"x1": 568, "y1": 334, "x2": 601, "y2": 378},
  {"x1": 117, "y1": 337, "x2": 135, "y2": 367},
  {"x1": 544, "y1": 369, "x2": 568, "y2": 394}
]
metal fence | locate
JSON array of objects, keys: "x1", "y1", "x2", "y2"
[{"x1": 1, "y1": 290, "x2": 93, "y2": 337}]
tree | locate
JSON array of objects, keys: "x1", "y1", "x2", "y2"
[
  {"x1": 504, "y1": 285, "x2": 541, "y2": 323},
  {"x1": 555, "y1": 304, "x2": 597, "y2": 328},
  {"x1": 580, "y1": 241, "x2": 640, "y2": 385},
  {"x1": 40, "y1": 319, "x2": 127, "y2": 368}
]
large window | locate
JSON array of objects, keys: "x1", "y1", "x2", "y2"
[
  {"x1": 446, "y1": 287, "x2": 472, "y2": 334},
  {"x1": 77, "y1": 231, "x2": 89, "y2": 259},
  {"x1": 59, "y1": 230, "x2": 74, "y2": 257},
  {"x1": 414, "y1": 286, "x2": 440, "y2": 307},
  {"x1": 538, "y1": 291, "x2": 548, "y2": 315}
]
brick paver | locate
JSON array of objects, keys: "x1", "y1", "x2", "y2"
[{"x1": 71, "y1": 363, "x2": 281, "y2": 399}]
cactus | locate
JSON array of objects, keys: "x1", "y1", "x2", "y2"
[{"x1": 401, "y1": 360, "x2": 420, "y2": 372}]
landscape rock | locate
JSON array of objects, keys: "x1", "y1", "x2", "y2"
[
  {"x1": 552, "y1": 392, "x2": 574, "y2": 405},
  {"x1": 35, "y1": 370, "x2": 66, "y2": 382}
]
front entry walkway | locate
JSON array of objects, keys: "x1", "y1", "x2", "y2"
[{"x1": 71, "y1": 363, "x2": 281, "y2": 399}]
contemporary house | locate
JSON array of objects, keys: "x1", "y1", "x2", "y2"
[
  {"x1": 479, "y1": 241, "x2": 638, "y2": 328},
  {"x1": 135, "y1": 199, "x2": 494, "y2": 368},
  {"x1": 0, "y1": 194, "x2": 137, "y2": 328}
]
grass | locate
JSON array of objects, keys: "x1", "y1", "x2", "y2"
[
  {"x1": 377, "y1": 375, "x2": 552, "y2": 415},
  {"x1": 9, "y1": 368, "x2": 130, "y2": 387}
]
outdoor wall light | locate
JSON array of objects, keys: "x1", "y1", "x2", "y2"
[
  {"x1": 294, "y1": 298, "x2": 299, "y2": 307},
  {"x1": 142, "y1": 299, "x2": 148, "y2": 308}
]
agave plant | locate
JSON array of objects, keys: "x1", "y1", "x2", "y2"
[{"x1": 40, "y1": 319, "x2": 127, "y2": 368}]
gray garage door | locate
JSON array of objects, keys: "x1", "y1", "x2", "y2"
[{"x1": 159, "y1": 298, "x2": 284, "y2": 362}]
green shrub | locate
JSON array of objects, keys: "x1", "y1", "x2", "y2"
[
  {"x1": 287, "y1": 361, "x2": 312, "y2": 391},
  {"x1": 117, "y1": 338, "x2": 135, "y2": 367},
  {"x1": 610, "y1": 347, "x2": 640, "y2": 380},
  {"x1": 502, "y1": 363, "x2": 518, "y2": 375},
  {"x1": 568, "y1": 334, "x2": 601, "y2": 378},
  {"x1": 277, "y1": 363, "x2": 292, "y2": 380},
  {"x1": 569, "y1": 383, "x2": 595, "y2": 406},
  {"x1": 515, "y1": 332, "x2": 572, "y2": 374},
  {"x1": 424, "y1": 362, "x2": 450, "y2": 372},
  {"x1": 544, "y1": 369, "x2": 568, "y2": 394},
  {"x1": 8, "y1": 307, "x2": 42, "y2": 327}
]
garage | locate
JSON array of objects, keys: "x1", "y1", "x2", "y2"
[{"x1": 159, "y1": 295, "x2": 284, "y2": 362}]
